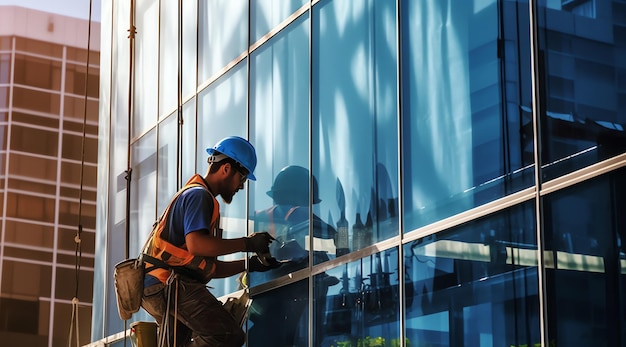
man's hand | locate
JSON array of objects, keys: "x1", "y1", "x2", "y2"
[
  {"x1": 248, "y1": 255, "x2": 282, "y2": 272},
  {"x1": 244, "y1": 232, "x2": 274, "y2": 253}
]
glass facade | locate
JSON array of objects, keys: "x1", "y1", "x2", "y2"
[
  {"x1": 0, "y1": 8, "x2": 100, "y2": 347},
  {"x1": 92, "y1": 0, "x2": 626, "y2": 346}
]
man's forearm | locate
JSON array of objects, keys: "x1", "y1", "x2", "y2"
[{"x1": 213, "y1": 259, "x2": 246, "y2": 278}]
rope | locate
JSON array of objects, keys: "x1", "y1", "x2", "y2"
[
  {"x1": 68, "y1": 0, "x2": 93, "y2": 345},
  {"x1": 123, "y1": 2, "x2": 137, "y2": 347}
]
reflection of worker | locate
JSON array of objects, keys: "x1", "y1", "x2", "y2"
[
  {"x1": 140, "y1": 136, "x2": 279, "y2": 347},
  {"x1": 254, "y1": 165, "x2": 337, "y2": 268},
  {"x1": 249, "y1": 165, "x2": 339, "y2": 346}
]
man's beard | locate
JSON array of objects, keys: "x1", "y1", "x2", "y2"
[{"x1": 221, "y1": 192, "x2": 234, "y2": 204}]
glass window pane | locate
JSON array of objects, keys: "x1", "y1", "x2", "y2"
[
  {"x1": 196, "y1": 62, "x2": 248, "y2": 297},
  {"x1": 13, "y1": 54, "x2": 62, "y2": 90},
  {"x1": 130, "y1": 129, "x2": 157, "y2": 254},
  {"x1": 8, "y1": 153, "x2": 57, "y2": 180},
  {"x1": 10, "y1": 125, "x2": 58, "y2": 156},
  {"x1": 15, "y1": 37, "x2": 63, "y2": 58},
  {"x1": 4, "y1": 220, "x2": 54, "y2": 248},
  {"x1": 181, "y1": 99, "x2": 197, "y2": 180},
  {"x1": 12, "y1": 87, "x2": 60, "y2": 114},
  {"x1": 250, "y1": 13, "x2": 310, "y2": 285},
  {"x1": 198, "y1": 0, "x2": 247, "y2": 85},
  {"x1": 63, "y1": 95, "x2": 99, "y2": 122},
  {"x1": 133, "y1": 0, "x2": 159, "y2": 138},
  {"x1": 0, "y1": 87, "x2": 7, "y2": 109},
  {"x1": 315, "y1": 248, "x2": 400, "y2": 346},
  {"x1": 157, "y1": 114, "x2": 178, "y2": 213},
  {"x1": 8, "y1": 177, "x2": 57, "y2": 195},
  {"x1": 401, "y1": 0, "x2": 534, "y2": 230},
  {"x1": 251, "y1": 0, "x2": 307, "y2": 44},
  {"x1": 13, "y1": 111, "x2": 59, "y2": 128},
  {"x1": 0, "y1": 260, "x2": 52, "y2": 297},
  {"x1": 538, "y1": 1, "x2": 626, "y2": 180},
  {"x1": 64, "y1": 63, "x2": 99, "y2": 97},
  {"x1": 182, "y1": 0, "x2": 197, "y2": 99},
  {"x1": 248, "y1": 279, "x2": 310, "y2": 346},
  {"x1": 62, "y1": 133, "x2": 98, "y2": 162},
  {"x1": 159, "y1": 0, "x2": 178, "y2": 117},
  {"x1": 313, "y1": 0, "x2": 399, "y2": 260},
  {"x1": 404, "y1": 202, "x2": 539, "y2": 346},
  {"x1": 544, "y1": 167, "x2": 626, "y2": 345},
  {"x1": 0, "y1": 53, "x2": 10, "y2": 84}
]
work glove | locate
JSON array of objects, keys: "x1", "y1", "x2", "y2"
[
  {"x1": 248, "y1": 255, "x2": 282, "y2": 272},
  {"x1": 244, "y1": 232, "x2": 275, "y2": 253}
]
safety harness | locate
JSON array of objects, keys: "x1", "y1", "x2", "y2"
[{"x1": 143, "y1": 174, "x2": 221, "y2": 284}]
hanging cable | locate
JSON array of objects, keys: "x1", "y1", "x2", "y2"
[
  {"x1": 67, "y1": 0, "x2": 94, "y2": 346},
  {"x1": 123, "y1": 2, "x2": 138, "y2": 347}
]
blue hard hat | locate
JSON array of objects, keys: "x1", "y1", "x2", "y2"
[{"x1": 206, "y1": 136, "x2": 257, "y2": 181}]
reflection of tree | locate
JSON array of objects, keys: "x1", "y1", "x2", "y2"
[{"x1": 313, "y1": 0, "x2": 398, "y2": 235}]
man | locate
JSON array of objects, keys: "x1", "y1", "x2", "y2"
[{"x1": 141, "y1": 136, "x2": 279, "y2": 347}]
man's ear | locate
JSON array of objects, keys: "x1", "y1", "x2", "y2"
[{"x1": 221, "y1": 162, "x2": 232, "y2": 176}]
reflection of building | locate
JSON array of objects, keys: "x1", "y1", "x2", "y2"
[
  {"x1": 0, "y1": 6, "x2": 99, "y2": 347},
  {"x1": 90, "y1": 1, "x2": 625, "y2": 347}
]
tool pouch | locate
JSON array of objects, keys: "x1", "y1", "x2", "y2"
[{"x1": 114, "y1": 258, "x2": 145, "y2": 320}]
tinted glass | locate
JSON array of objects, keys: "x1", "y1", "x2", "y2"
[
  {"x1": 312, "y1": 0, "x2": 399, "y2": 260},
  {"x1": 401, "y1": 0, "x2": 534, "y2": 231},
  {"x1": 159, "y1": 0, "x2": 178, "y2": 117},
  {"x1": 251, "y1": 0, "x2": 307, "y2": 44},
  {"x1": 133, "y1": 0, "x2": 159, "y2": 137},
  {"x1": 405, "y1": 201, "x2": 539, "y2": 346},
  {"x1": 247, "y1": 279, "x2": 310, "y2": 346},
  {"x1": 157, "y1": 114, "x2": 178, "y2": 213},
  {"x1": 0, "y1": 54, "x2": 10, "y2": 84},
  {"x1": 544, "y1": 167, "x2": 626, "y2": 345},
  {"x1": 181, "y1": 98, "x2": 197, "y2": 180},
  {"x1": 538, "y1": 1, "x2": 626, "y2": 179},
  {"x1": 197, "y1": 61, "x2": 248, "y2": 298},
  {"x1": 130, "y1": 129, "x2": 157, "y2": 255},
  {"x1": 198, "y1": 0, "x2": 247, "y2": 85},
  {"x1": 13, "y1": 54, "x2": 62, "y2": 90},
  {"x1": 249, "y1": 13, "x2": 310, "y2": 286},
  {"x1": 182, "y1": 0, "x2": 197, "y2": 99},
  {"x1": 314, "y1": 248, "x2": 400, "y2": 346}
]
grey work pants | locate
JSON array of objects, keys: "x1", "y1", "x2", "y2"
[{"x1": 141, "y1": 276, "x2": 245, "y2": 347}]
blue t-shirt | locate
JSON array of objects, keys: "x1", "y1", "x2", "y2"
[
  {"x1": 167, "y1": 186, "x2": 216, "y2": 245},
  {"x1": 144, "y1": 186, "x2": 216, "y2": 286}
]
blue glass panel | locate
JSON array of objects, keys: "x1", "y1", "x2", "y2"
[
  {"x1": 402, "y1": 0, "x2": 534, "y2": 231},
  {"x1": 198, "y1": 0, "x2": 248, "y2": 85},
  {"x1": 197, "y1": 61, "x2": 248, "y2": 297},
  {"x1": 247, "y1": 279, "x2": 310, "y2": 346},
  {"x1": 544, "y1": 167, "x2": 626, "y2": 345},
  {"x1": 312, "y1": 0, "x2": 399, "y2": 260},
  {"x1": 249, "y1": 13, "x2": 310, "y2": 286},
  {"x1": 404, "y1": 202, "x2": 539, "y2": 346},
  {"x1": 250, "y1": 0, "x2": 307, "y2": 44},
  {"x1": 538, "y1": 1, "x2": 626, "y2": 180},
  {"x1": 314, "y1": 249, "x2": 400, "y2": 347}
]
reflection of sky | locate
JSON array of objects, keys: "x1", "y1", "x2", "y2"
[{"x1": 0, "y1": 0, "x2": 102, "y2": 21}]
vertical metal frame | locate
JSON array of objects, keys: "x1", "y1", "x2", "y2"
[{"x1": 528, "y1": 0, "x2": 549, "y2": 346}]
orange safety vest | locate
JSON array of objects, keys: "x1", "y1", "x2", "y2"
[{"x1": 144, "y1": 174, "x2": 220, "y2": 284}]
